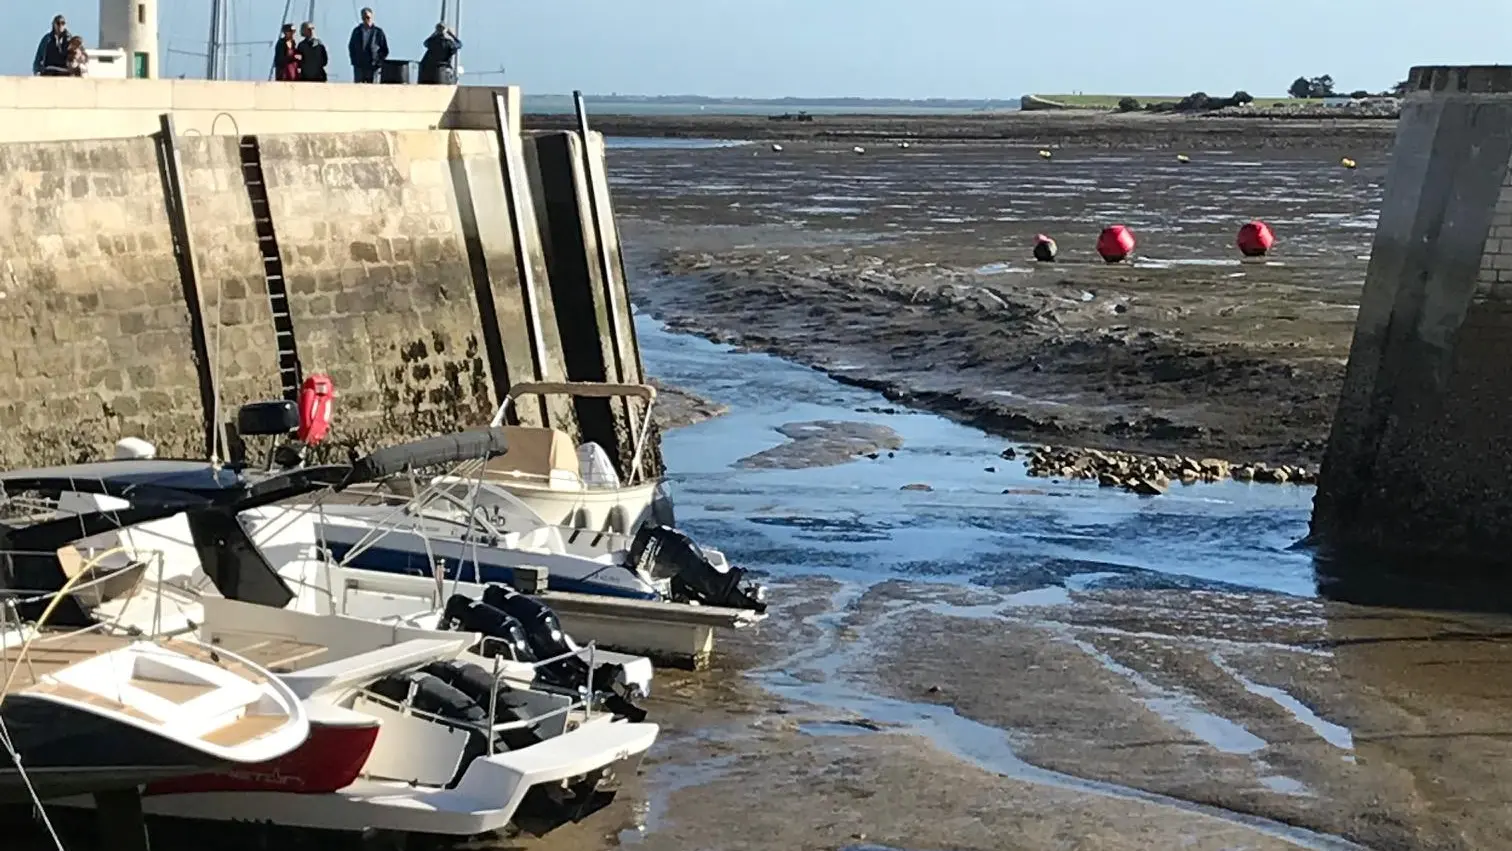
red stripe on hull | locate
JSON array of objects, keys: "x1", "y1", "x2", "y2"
[{"x1": 145, "y1": 720, "x2": 380, "y2": 796}]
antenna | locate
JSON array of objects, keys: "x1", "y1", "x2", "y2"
[{"x1": 204, "y1": 0, "x2": 219, "y2": 79}]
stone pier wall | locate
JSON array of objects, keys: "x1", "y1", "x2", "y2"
[
  {"x1": 0, "y1": 120, "x2": 652, "y2": 470},
  {"x1": 1313, "y1": 65, "x2": 1512, "y2": 559}
]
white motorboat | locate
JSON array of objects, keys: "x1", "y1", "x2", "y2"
[
  {"x1": 478, "y1": 381, "x2": 674, "y2": 534},
  {"x1": 0, "y1": 452, "x2": 659, "y2": 838},
  {"x1": 225, "y1": 418, "x2": 766, "y2": 613},
  {"x1": 0, "y1": 512, "x2": 310, "y2": 802},
  {"x1": 54, "y1": 597, "x2": 657, "y2": 837}
]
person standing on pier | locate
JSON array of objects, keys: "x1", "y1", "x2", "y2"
[
  {"x1": 65, "y1": 36, "x2": 88, "y2": 77},
  {"x1": 417, "y1": 23, "x2": 462, "y2": 85},
  {"x1": 347, "y1": 7, "x2": 389, "y2": 83},
  {"x1": 32, "y1": 14, "x2": 71, "y2": 76},
  {"x1": 273, "y1": 23, "x2": 299, "y2": 81},
  {"x1": 296, "y1": 22, "x2": 328, "y2": 82}
]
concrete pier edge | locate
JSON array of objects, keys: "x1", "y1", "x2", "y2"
[{"x1": 1314, "y1": 64, "x2": 1512, "y2": 561}]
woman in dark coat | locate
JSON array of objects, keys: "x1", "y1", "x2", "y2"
[{"x1": 273, "y1": 23, "x2": 300, "y2": 81}]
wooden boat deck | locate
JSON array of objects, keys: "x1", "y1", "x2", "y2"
[
  {"x1": 204, "y1": 631, "x2": 330, "y2": 673},
  {"x1": 0, "y1": 631, "x2": 299, "y2": 748}
]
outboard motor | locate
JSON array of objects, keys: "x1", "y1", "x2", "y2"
[
  {"x1": 629, "y1": 525, "x2": 768, "y2": 613},
  {"x1": 482, "y1": 584, "x2": 648, "y2": 723},
  {"x1": 421, "y1": 660, "x2": 544, "y2": 751},
  {"x1": 439, "y1": 594, "x2": 535, "y2": 662}
]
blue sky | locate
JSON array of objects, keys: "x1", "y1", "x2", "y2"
[{"x1": 7, "y1": 0, "x2": 1512, "y2": 98}]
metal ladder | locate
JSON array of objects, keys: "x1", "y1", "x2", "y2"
[{"x1": 238, "y1": 136, "x2": 303, "y2": 401}]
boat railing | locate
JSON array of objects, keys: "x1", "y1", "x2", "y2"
[{"x1": 0, "y1": 545, "x2": 181, "y2": 697}]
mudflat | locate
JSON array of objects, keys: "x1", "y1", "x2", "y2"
[
  {"x1": 528, "y1": 109, "x2": 1400, "y2": 151},
  {"x1": 608, "y1": 128, "x2": 1386, "y2": 470}
]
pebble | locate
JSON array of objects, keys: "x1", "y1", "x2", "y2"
[
  {"x1": 1017, "y1": 445, "x2": 1316, "y2": 496},
  {"x1": 900, "y1": 483, "x2": 933, "y2": 492}
]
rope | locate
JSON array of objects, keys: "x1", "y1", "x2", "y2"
[
  {"x1": 0, "y1": 546, "x2": 134, "y2": 701},
  {"x1": 0, "y1": 713, "x2": 66, "y2": 851},
  {"x1": 0, "y1": 546, "x2": 125, "y2": 851}
]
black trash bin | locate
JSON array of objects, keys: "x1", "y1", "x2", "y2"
[{"x1": 379, "y1": 59, "x2": 412, "y2": 84}]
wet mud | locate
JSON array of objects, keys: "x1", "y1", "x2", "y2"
[
  {"x1": 612, "y1": 140, "x2": 1386, "y2": 468},
  {"x1": 531, "y1": 111, "x2": 1400, "y2": 152}
]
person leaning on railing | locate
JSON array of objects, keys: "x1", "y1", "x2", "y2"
[
  {"x1": 33, "y1": 14, "x2": 71, "y2": 77},
  {"x1": 418, "y1": 23, "x2": 462, "y2": 85}
]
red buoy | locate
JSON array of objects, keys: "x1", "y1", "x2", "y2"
[
  {"x1": 1033, "y1": 233, "x2": 1058, "y2": 262},
  {"x1": 297, "y1": 374, "x2": 335, "y2": 445},
  {"x1": 1236, "y1": 220, "x2": 1275, "y2": 257},
  {"x1": 1097, "y1": 225, "x2": 1136, "y2": 263}
]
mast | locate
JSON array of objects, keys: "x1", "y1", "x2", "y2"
[{"x1": 204, "y1": 0, "x2": 220, "y2": 79}]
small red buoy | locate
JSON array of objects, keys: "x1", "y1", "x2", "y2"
[
  {"x1": 1097, "y1": 225, "x2": 1136, "y2": 263},
  {"x1": 1033, "y1": 233, "x2": 1058, "y2": 262},
  {"x1": 1236, "y1": 221, "x2": 1275, "y2": 257}
]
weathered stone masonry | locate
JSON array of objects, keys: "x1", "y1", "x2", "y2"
[
  {"x1": 1314, "y1": 65, "x2": 1512, "y2": 560},
  {"x1": 0, "y1": 126, "x2": 651, "y2": 470}
]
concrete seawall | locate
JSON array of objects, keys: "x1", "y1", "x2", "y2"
[
  {"x1": 1313, "y1": 65, "x2": 1512, "y2": 560},
  {"x1": 0, "y1": 104, "x2": 652, "y2": 470},
  {"x1": 0, "y1": 77, "x2": 505, "y2": 143}
]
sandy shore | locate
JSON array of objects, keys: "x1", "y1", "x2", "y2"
[{"x1": 528, "y1": 110, "x2": 1400, "y2": 151}]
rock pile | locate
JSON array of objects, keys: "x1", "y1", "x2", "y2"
[{"x1": 1013, "y1": 445, "x2": 1316, "y2": 495}]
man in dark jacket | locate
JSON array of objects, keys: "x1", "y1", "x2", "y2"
[
  {"x1": 296, "y1": 22, "x2": 328, "y2": 82},
  {"x1": 417, "y1": 23, "x2": 462, "y2": 85},
  {"x1": 347, "y1": 7, "x2": 388, "y2": 83},
  {"x1": 33, "y1": 15, "x2": 71, "y2": 76}
]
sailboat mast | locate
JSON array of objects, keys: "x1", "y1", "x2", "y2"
[{"x1": 205, "y1": 0, "x2": 220, "y2": 79}]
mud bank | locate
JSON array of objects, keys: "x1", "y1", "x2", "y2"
[
  {"x1": 609, "y1": 141, "x2": 1383, "y2": 468},
  {"x1": 529, "y1": 111, "x2": 1400, "y2": 151},
  {"x1": 649, "y1": 378, "x2": 728, "y2": 431}
]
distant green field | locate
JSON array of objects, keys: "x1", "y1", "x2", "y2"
[{"x1": 1034, "y1": 94, "x2": 1320, "y2": 109}]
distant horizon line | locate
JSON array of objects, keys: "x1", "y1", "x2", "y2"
[
  {"x1": 518, "y1": 91, "x2": 1298, "y2": 103},
  {"x1": 521, "y1": 92, "x2": 1026, "y2": 104}
]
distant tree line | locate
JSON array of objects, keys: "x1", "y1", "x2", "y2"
[
  {"x1": 1288, "y1": 74, "x2": 1406, "y2": 99},
  {"x1": 1116, "y1": 91, "x2": 1253, "y2": 113}
]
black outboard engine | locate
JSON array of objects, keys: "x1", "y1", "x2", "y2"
[
  {"x1": 481, "y1": 584, "x2": 648, "y2": 723},
  {"x1": 629, "y1": 525, "x2": 767, "y2": 613},
  {"x1": 439, "y1": 594, "x2": 535, "y2": 662},
  {"x1": 421, "y1": 660, "x2": 544, "y2": 751}
]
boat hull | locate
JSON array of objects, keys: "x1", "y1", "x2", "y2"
[
  {"x1": 143, "y1": 717, "x2": 380, "y2": 796},
  {"x1": 485, "y1": 481, "x2": 668, "y2": 534},
  {"x1": 0, "y1": 695, "x2": 226, "y2": 803},
  {"x1": 314, "y1": 518, "x2": 660, "y2": 601},
  {"x1": 51, "y1": 718, "x2": 659, "y2": 837}
]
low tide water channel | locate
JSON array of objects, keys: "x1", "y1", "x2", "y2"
[{"x1": 570, "y1": 315, "x2": 1512, "y2": 851}]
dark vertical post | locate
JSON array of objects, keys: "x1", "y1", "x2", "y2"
[
  {"x1": 156, "y1": 113, "x2": 224, "y2": 462},
  {"x1": 492, "y1": 91, "x2": 550, "y2": 425},
  {"x1": 94, "y1": 788, "x2": 151, "y2": 851}
]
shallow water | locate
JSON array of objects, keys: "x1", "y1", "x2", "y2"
[
  {"x1": 631, "y1": 314, "x2": 1406, "y2": 851},
  {"x1": 644, "y1": 313, "x2": 1318, "y2": 599}
]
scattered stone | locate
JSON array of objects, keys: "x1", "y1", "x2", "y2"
[
  {"x1": 1000, "y1": 447, "x2": 1018, "y2": 460},
  {"x1": 1019, "y1": 444, "x2": 1315, "y2": 495},
  {"x1": 866, "y1": 453, "x2": 880, "y2": 460},
  {"x1": 901, "y1": 483, "x2": 933, "y2": 492},
  {"x1": 984, "y1": 466, "x2": 997, "y2": 473},
  {"x1": 926, "y1": 685, "x2": 942, "y2": 694}
]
